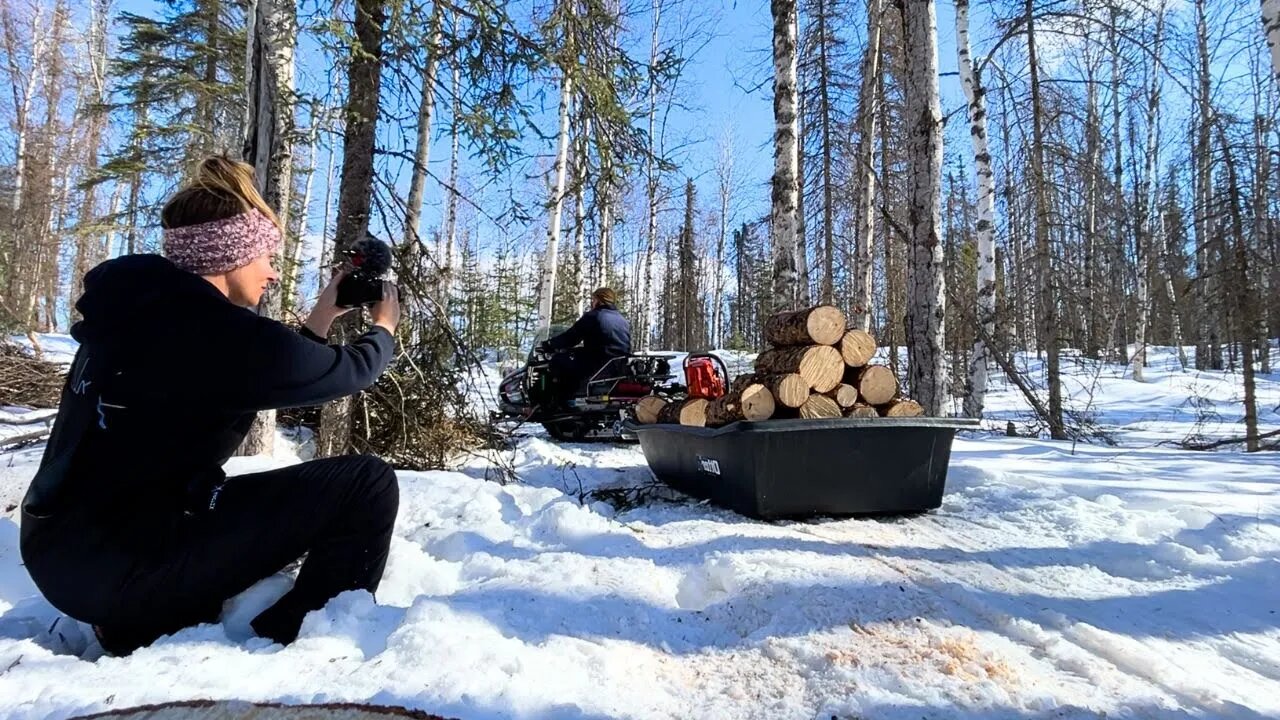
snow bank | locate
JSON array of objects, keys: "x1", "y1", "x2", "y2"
[{"x1": 0, "y1": 343, "x2": 1277, "y2": 719}]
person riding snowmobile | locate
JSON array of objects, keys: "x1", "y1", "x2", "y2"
[{"x1": 537, "y1": 288, "x2": 632, "y2": 408}]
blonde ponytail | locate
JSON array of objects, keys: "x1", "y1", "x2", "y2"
[{"x1": 161, "y1": 155, "x2": 282, "y2": 232}]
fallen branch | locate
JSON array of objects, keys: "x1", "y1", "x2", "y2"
[
  {"x1": 1, "y1": 427, "x2": 52, "y2": 448},
  {"x1": 1180, "y1": 428, "x2": 1280, "y2": 451}
]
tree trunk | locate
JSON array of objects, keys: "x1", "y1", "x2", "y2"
[
  {"x1": 1158, "y1": 210, "x2": 1187, "y2": 369},
  {"x1": 796, "y1": 89, "x2": 811, "y2": 307},
  {"x1": 1195, "y1": 0, "x2": 1218, "y2": 371},
  {"x1": 283, "y1": 116, "x2": 319, "y2": 315},
  {"x1": 238, "y1": 0, "x2": 297, "y2": 457},
  {"x1": 441, "y1": 49, "x2": 461, "y2": 308},
  {"x1": 1131, "y1": 5, "x2": 1166, "y2": 383},
  {"x1": 402, "y1": 4, "x2": 440, "y2": 250},
  {"x1": 850, "y1": 0, "x2": 881, "y2": 332},
  {"x1": 714, "y1": 132, "x2": 733, "y2": 346},
  {"x1": 770, "y1": 0, "x2": 800, "y2": 311},
  {"x1": 537, "y1": 68, "x2": 573, "y2": 331},
  {"x1": 317, "y1": 115, "x2": 338, "y2": 296},
  {"x1": 880, "y1": 65, "x2": 899, "y2": 377},
  {"x1": 639, "y1": 0, "x2": 661, "y2": 350},
  {"x1": 71, "y1": 0, "x2": 111, "y2": 305},
  {"x1": 5, "y1": 4, "x2": 45, "y2": 221},
  {"x1": 902, "y1": 0, "x2": 946, "y2": 416},
  {"x1": 1028, "y1": 0, "x2": 1065, "y2": 439},
  {"x1": 956, "y1": 0, "x2": 995, "y2": 419},
  {"x1": 1263, "y1": 0, "x2": 1280, "y2": 85},
  {"x1": 318, "y1": 0, "x2": 384, "y2": 458},
  {"x1": 815, "y1": 0, "x2": 834, "y2": 304},
  {"x1": 1083, "y1": 57, "x2": 1103, "y2": 359},
  {"x1": 572, "y1": 117, "x2": 589, "y2": 316},
  {"x1": 1216, "y1": 124, "x2": 1261, "y2": 451},
  {"x1": 1108, "y1": 6, "x2": 1127, "y2": 365}
]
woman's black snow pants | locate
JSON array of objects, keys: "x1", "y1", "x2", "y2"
[{"x1": 26, "y1": 454, "x2": 399, "y2": 655}]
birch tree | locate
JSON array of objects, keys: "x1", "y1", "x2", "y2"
[
  {"x1": 770, "y1": 0, "x2": 800, "y2": 311},
  {"x1": 402, "y1": 3, "x2": 440, "y2": 250},
  {"x1": 849, "y1": 0, "x2": 881, "y2": 332},
  {"x1": 1263, "y1": 0, "x2": 1280, "y2": 84},
  {"x1": 956, "y1": 0, "x2": 995, "y2": 418},
  {"x1": 639, "y1": 0, "x2": 662, "y2": 350},
  {"x1": 713, "y1": 127, "x2": 735, "y2": 347},
  {"x1": 238, "y1": 0, "x2": 297, "y2": 456},
  {"x1": 536, "y1": 62, "x2": 573, "y2": 332},
  {"x1": 1131, "y1": 4, "x2": 1166, "y2": 382},
  {"x1": 442, "y1": 53, "x2": 460, "y2": 307},
  {"x1": 71, "y1": 0, "x2": 112, "y2": 302}
]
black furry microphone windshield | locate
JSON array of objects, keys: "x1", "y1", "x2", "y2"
[
  {"x1": 336, "y1": 235, "x2": 394, "y2": 308},
  {"x1": 348, "y1": 236, "x2": 392, "y2": 275}
]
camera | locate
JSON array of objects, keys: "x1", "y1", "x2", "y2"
[{"x1": 336, "y1": 235, "x2": 393, "y2": 308}]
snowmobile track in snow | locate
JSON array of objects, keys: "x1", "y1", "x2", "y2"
[{"x1": 781, "y1": 512, "x2": 1275, "y2": 719}]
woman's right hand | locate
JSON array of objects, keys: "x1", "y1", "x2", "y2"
[
  {"x1": 370, "y1": 281, "x2": 400, "y2": 335},
  {"x1": 304, "y1": 269, "x2": 354, "y2": 338}
]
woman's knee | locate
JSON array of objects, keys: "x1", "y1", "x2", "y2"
[{"x1": 352, "y1": 454, "x2": 398, "y2": 517}]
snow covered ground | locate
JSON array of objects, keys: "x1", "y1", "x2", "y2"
[{"x1": 1, "y1": 342, "x2": 1279, "y2": 719}]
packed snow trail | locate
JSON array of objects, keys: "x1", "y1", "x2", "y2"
[{"x1": 0, "y1": 344, "x2": 1278, "y2": 719}]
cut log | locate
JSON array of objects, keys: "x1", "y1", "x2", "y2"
[
  {"x1": 679, "y1": 398, "x2": 709, "y2": 427},
  {"x1": 755, "y1": 345, "x2": 843, "y2": 392},
  {"x1": 880, "y1": 399, "x2": 925, "y2": 417},
  {"x1": 823, "y1": 383, "x2": 859, "y2": 408},
  {"x1": 839, "y1": 329, "x2": 877, "y2": 367},
  {"x1": 760, "y1": 373, "x2": 810, "y2": 408},
  {"x1": 845, "y1": 364, "x2": 897, "y2": 405},
  {"x1": 656, "y1": 401, "x2": 683, "y2": 425},
  {"x1": 845, "y1": 404, "x2": 879, "y2": 418},
  {"x1": 634, "y1": 395, "x2": 668, "y2": 424},
  {"x1": 764, "y1": 304, "x2": 847, "y2": 346},
  {"x1": 799, "y1": 393, "x2": 842, "y2": 419},
  {"x1": 706, "y1": 383, "x2": 777, "y2": 426},
  {"x1": 738, "y1": 384, "x2": 776, "y2": 421}
]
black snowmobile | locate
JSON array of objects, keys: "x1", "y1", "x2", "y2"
[{"x1": 492, "y1": 342, "x2": 680, "y2": 442}]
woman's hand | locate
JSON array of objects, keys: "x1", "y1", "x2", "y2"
[
  {"x1": 370, "y1": 281, "x2": 400, "y2": 335},
  {"x1": 303, "y1": 269, "x2": 354, "y2": 338}
]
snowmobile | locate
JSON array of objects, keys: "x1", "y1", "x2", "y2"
[{"x1": 492, "y1": 343, "x2": 681, "y2": 442}]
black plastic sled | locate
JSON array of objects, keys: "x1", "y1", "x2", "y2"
[{"x1": 628, "y1": 417, "x2": 980, "y2": 520}]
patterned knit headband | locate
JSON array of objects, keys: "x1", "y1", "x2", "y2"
[{"x1": 162, "y1": 210, "x2": 282, "y2": 275}]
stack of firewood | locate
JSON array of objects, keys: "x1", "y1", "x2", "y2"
[{"x1": 635, "y1": 304, "x2": 926, "y2": 427}]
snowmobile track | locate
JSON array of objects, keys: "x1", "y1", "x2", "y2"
[{"x1": 779, "y1": 513, "x2": 1267, "y2": 719}]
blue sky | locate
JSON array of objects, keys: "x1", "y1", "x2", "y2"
[{"x1": 109, "y1": 0, "x2": 979, "y2": 252}]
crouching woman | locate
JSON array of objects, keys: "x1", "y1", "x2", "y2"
[{"x1": 20, "y1": 156, "x2": 401, "y2": 655}]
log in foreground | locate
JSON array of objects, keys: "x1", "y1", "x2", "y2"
[
  {"x1": 755, "y1": 345, "x2": 844, "y2": 392},
  {"x1": 759, "y1": 373, "x2": 810, "y2": 408},
  {"x1": 764, "y1": 305, "x2": 847, "y2": 346},
  {"x1": 839, "y1": 329, "x2": 877, "y2": 367},
  {"x1": 880, "y1": 399, "x2": 924, "y2": 417},
  {"x1": 845, "y1": 404, "x2": 880, "y2": 418},
  {"x1": 679, "y1": 398, "x2": 709, "y2": 427},
  {"x1": 799, "y1": 393, "x2": 843, "y2": 419},
  {"x1": 706, "y1": 383, "x2": 777, "y2": 426},
  {"x1": 846, "y1": 364, "x2": 898, "y2": 406},
  {"x1": 824, "y1": 383, "x2": 859, "y2": 408},
  {"x1": 635, "y1": 395, "x2": 668, "y2": 424}
]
